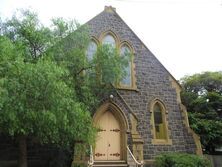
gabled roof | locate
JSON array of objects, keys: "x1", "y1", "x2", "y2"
[{"x1": 85, "y1": 6, "x2": 182, "y2": 90}]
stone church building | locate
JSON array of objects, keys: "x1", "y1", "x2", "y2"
[
  {"x1": 74, "y1": 6, "x2": 202, "y2": 167},
  {"x1": 0, "y1": 6, "x2": 202, "y2": 167}
]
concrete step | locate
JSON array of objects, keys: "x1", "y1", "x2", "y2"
[
  {"x1": 93, "y1": 160, "x2": 128, "y2": 167},
  {"x1": 93, "y1": 164, "x2": 128, "y2": 167}
]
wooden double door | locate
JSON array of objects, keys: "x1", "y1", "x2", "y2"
[{"x1": 95, "y1": 110, "x2": 121, "y2": 160}]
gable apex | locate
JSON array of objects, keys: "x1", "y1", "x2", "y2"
[
  {"x1": 86, "y1": 7, "x2": 182, "y2": 90},
  {"x1": 104, "y1": 6, "x2": 116, "y2": 13}
]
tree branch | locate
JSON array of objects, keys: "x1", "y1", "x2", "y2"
[{"x1": 76, "y1": 66, "x2": 94, "y2": 76}]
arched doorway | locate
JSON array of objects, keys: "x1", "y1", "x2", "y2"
[{"x1": 93, "y1": 103, "x2": 128, "y2": 161}]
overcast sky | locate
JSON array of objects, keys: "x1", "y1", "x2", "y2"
[{"x1": 0, "y1": 0, "x2": 222, "y2": 80}]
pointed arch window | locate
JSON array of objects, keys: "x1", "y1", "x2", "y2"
[
  {"x1": 102, "y1": 34, "x2": 116, "y2": 47},
  {"x1": 120, "y1": 44, "x2": 132, "y2": 87},
  {"x1": 153, "y1": 103, "x2": 167, "y2": 139},
  {"x1": 87, "y1": 31, "x2": 137, "y2": 90},
  {"x1": 150, "y1": 100, "x2": 172, "y2": 145},
  {"x1": 86, "y1": 40, "x2": 97, "y2": 61}
]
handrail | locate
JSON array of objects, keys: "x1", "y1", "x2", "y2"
[
  {"x1": 88, "y1": 145, "x2": 94, "y2": 167},
  {"x1": 127, "y1": 145, "x2": 143, "y2": 167}
]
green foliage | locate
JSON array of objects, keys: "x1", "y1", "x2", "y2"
[
  {"x1": 51, "y1": 17, "x2": 79, "y2": 40},
  {"x1": 0, "y1": 36, "x2": 94, "y2": 145},
  {"x1": 76, "y1": 44, "x2": 129, "y2": 110},
  {"x1": 95, "y1": 44, "x2": 129, "y2": 84},
  {"x1": 2, "y1": 9, "x2": 52, "y2": 60},
  {"x1": 0, "y1": 9, "x2": 129, "y2": 166},
  {"x1": 180, "y1": 72, "x2": 222, "y2": 153},
  {"x1": 181, "y1": 72, "x2": 222, "y2": 93},
  {"x1": 155, "y1": 153, "x2": 211, "y2": 167}
]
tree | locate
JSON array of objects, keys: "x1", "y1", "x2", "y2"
[
  {"x1": 0, "y1": 35, "x2": 95, "y2": 167},
  {"x1": 180, "y1": 72, "x2": 222, "y2": 153},
  {"x1": 0, "y1": 9, "x2": 129, "y2": 167},
  {"x1": 2, "y1": 9, "x2": 52, "y2": 60}
]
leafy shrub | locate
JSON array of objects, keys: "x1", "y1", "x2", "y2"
[{"x1": 155, "y1": 153, "x2": 211, "y2": 167}]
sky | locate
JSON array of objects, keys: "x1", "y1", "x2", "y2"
[{"x1": 0, "y1": 0, "x2": 222, "y2": 80}]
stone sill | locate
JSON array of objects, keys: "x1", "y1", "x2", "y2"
[
  {"x1": 151, "y1": 139, "x2": 172, "y2": 145},
  {"x1": 116, "y1": 86, "x2": 139, "y2": 92}
]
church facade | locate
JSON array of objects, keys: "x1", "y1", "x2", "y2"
[{"x1": 73, "y1": 6, "x2": 202, "y2": 167}]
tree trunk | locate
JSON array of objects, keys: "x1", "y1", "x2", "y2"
[{"x1": 18, "y1": 135, "x2": 28, "y2": 167}]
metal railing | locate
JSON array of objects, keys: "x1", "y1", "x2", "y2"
[
  {"x1": 127, "y1": 146, "x2": 143, "y2": 167},
  {"x1": 88, "y1": 145, "x2": 143, "y2": 167},
  {"x1": 88, "y1": 145, "x2": 94, "y2": 167}
]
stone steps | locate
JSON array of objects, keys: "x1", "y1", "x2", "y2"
[{"x1": 93, "y1": 160, "x2": 128, "y2": 167}]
